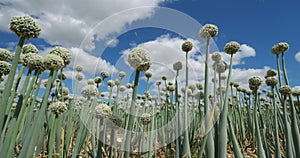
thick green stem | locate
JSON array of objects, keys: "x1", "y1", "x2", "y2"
[
  {"x1": 123, "y1": 70, "x2": 140, "y2": 158},
  {"x1": 218, "y1": 54, "x2": 234, "y2": 158},
  {"x1": 281, "y1": 95, "x2": 294, "y2": 158},
  {"x1": 182, "y1": 51, "x2": 191, "y2": 158},
  {"x1": 271, "y1": 87, "x2": 282, "y2": 158},
  {"x1": 0, "y1": 37, "x2": 25, "y2": 132}
]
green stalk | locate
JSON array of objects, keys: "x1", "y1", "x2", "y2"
[
  {"x1": 218, "y1": 54, "x2": 234, "y2": 158},
  {"x1": 253, "y1": 90, "x2": 266, "y2": 158},
  {"x1": 48, "y1": 114, "x2": 59, "y2": 158},
  {"x1": 227, "y1": 113, "x2": 244, "y2": 157},
  {"x1": 123, "y1": 70, "x2": 140, "y2": 158},
  {"x1": 19, "y1": 70, "x2": 58, "y2": 158},
  {"x1": 182, "y1": 51, "x2": 191, "y2": 158},
  {"x1": 203, "y1": 38, "x2": 214, "y2": 158},
  {"x1": 6, "y1": 65, "x2": 25, "y2": 115},
  {"x1": 276, "y1": 54, "x2": 282, "y2": 87},
  {"x1": 0, "y1": 37, "x2": 25, "y2": 132},
  {"x1": 175, "y1": 70, "x2": 182, "y2": 158},
  {"x1": 282, "y1": 95, "x2": 294, "y2": 158},
  {"x1": 271, "y1": 87, "x2": 282, "y2": 158},
  {"x1": 281, "y1": 53, "x2": 300, "y2": 157}
]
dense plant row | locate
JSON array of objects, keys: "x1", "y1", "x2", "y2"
[{"x1": 0, "y1": 15, "x2": 299, "y2": 158}]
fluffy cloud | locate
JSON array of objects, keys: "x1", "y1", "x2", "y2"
[
  {"x1": 120, "y1": 35, "x2": 265, "y2": 94},
  {"x1": 0, "y1": 0, "x2": 167, "y2": 48}
]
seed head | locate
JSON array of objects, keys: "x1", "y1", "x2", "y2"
[
  {"x1": 211, "y1": 52, "x2": 222, "y2": 62},
  {"x1": 22, "y1": 43, "x2": 39, "y2": 54},
  {"x1": 101, "y1": 71, "x2": 110, "y2": 79},
  {"x1": 0, "y1": 48, "x2": 12, "y2": 61},
  {"x1": 140, "y1": 113, "x2": 151, "y2": 125},
  {"x1": 94, "y1": 76, "x2": 102, "y2": 84},
  {"x1": 44, "y1": 54, "x2": 64, "y2": 71},
  {"x1": 279, "y1": 85, "x2": 292, "y2": 96},
  {"x1": 127, "y1": 47, "x2": 152, "y2": 72},
  {"x1": 81, "y1": 85, "x2": 98, "y2": 98},
  {"x1": 75, "y1": 65, "x2": 83, "y2": 72},
  {"x1": 0, "y1": 61, "x2": 11, "y2": 75},
  {"x1": 94, "y1": 103, "x2": 112, "y2": 119},
  {"x1": 248, "y1": 76, "x2": 263, "y2": 90},
  {"x1": 265, "y1": 77, "x2": 278, "y2": 87},
  {"x1": 272, "y1": 42, "x2": 289, "y2": 54},
  {"x1": 48, "y1": 101, "x2": 67, "y2": 115},
  {"x1": 49, "y1": 46, "x2": 71, "y2": 66},
  {"x1": 181, "y1": 41, "x2": 193, "y2": 52},
  {"x1": 199, "y1": 24, "x2": 218, "y2": 39},
  {"x1": 173, "y1": 61, "x2": 183, "y2": 71},
  {"x1": 145, "y1": 71, "x2": 152, "y2": 78},
  {"x1": 224, "y1": 41, "x2": 240, "y2": 55},
  {"x1": 9, "y1": 16, "x2": 41, "y2": 39}
]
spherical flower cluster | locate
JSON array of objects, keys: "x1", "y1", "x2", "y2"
[
  {"x1": 119, "y1": 85, "x2": 126, "y2": 92},
  {"x1": 0, "y1": 61, "x2": 11, "y2": 75},
  {"x1": 48, "y1": 101, "x2": 67, "y2": 115},
  {"x1": 196, "y1": 83, "x2": 203, "y2": 90},
  {"x1": 94, "y1": 103, "x2": 112, "y2": 119},
  {"x1": 127, "y1": 47, "x2": 152, "y2": 72},
  {"x1": 75, "y1": 65, "x2": 83, "y2": 72},
  {"x1": 101, "y1": 71, "x2": 110, "y2": 79},
  {"x1": 58, "y1": 73, "x2": 67, "y2": 80},
  {"x1": 9, "y1": 16, "x2": 41, "y2": 39},
  {"x1": 0, "y1": 48, "x2": 12, "y2": 62},
  {"x1": 199, "y1": 24, "x2": 218, "y2": 39},
  {"x1": 22, "y1": 43, "x2": 39, "y2": 54},
  {"x1": 162, "y1": 75, "x2": 167, "y2": 81},
  {"x1": 213, "y1": 61, "x2": 227, "y2": 73},
  {"x1": 248, "y1": 76, "x2": 263, "y2": 89},
  {"x1": 114, "y1": 79, "x2": 121, "y2": 86},
  {"x1": 143, "y1": 71, "x2": 151, "y2": 79},
  {"x1": 26, "y1": 54, "x2": 45, "y2": 72},
  {"x1": 61, "y1": 87, "x2": 70, "y2": 96},
  {"x1": 94, "y1": 76, "x2": 102, "y2": 84},
  {"x1": 265, "y1": 69, "x2": 277, "y2": 78},
  {"x1": 107, "y1": 80, "x2": 115, "y2": 87},
  {"x1": 87, "y1": 79, "x2": 95, "y2": 85},
  {"x1": 279, "y1": 85, "x2": 292, "y2": 96},
  {"x1": 81, "y1": 84, "x2": 98, "y2": 98},
  {"x1": 44, "y1": 54, "x2": 65, "y2": 70},
  {"x1": 75, "y1": 73, "x2": 84, "y2": 81},
  {"x1": 194, "y1": 91, "x2": 204, "y2": 100},
  {"x1": 173, "y1": 61, "x2": 183, "y2": 71},
  {"x1": 211, "y1": 52, "x2": 222, "y2": 62},
  {"x1": 49, "y1": 47, "x2": 72, "y2": 66},
  {"x1": 272, "y1": 42, "x2": 289, "y2": 55},
  {"x1": 140, "y1": 113, "x2": 151, "y2": 125},
  {"x1": 265, "y1": 77, "x2": 278, "y2": 87},
  {"x1": 119, "y1": 71, "x2": 126, "y2": 78},
  {"x1": 167, "y1": 85, "x2": 175, "y2": 92},
  {"x1": 181, "y1": 41, "x2": 193, "y2": 52},
  {"x1": 224, "y1": 41, "x2": 240, "y2": 55}
]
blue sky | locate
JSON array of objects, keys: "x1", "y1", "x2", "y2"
[{"x1": 0, "y1": 0, "x2": 300, "y2": 95}]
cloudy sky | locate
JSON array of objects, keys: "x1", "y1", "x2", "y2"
[{"x1": 1, "y1": 0, "x2": 300, "y2": 94}]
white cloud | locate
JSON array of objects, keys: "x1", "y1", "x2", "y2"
[
  {"x1": 230, "y1": 66, "x2": 270, "y2": 89},
  {"x1": 295, "y1": 51, "x2": 300, "y2": 63},
  {"x1": 70, "y1": 47, "x2": 118, "y2": 75},
  {"x1": 0, "y1": 0, "x2": 167, "y2": 49}
]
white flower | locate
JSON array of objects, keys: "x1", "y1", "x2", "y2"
[{"x1": 127, "y1": 47, "x2": 152, "y2": 72}]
